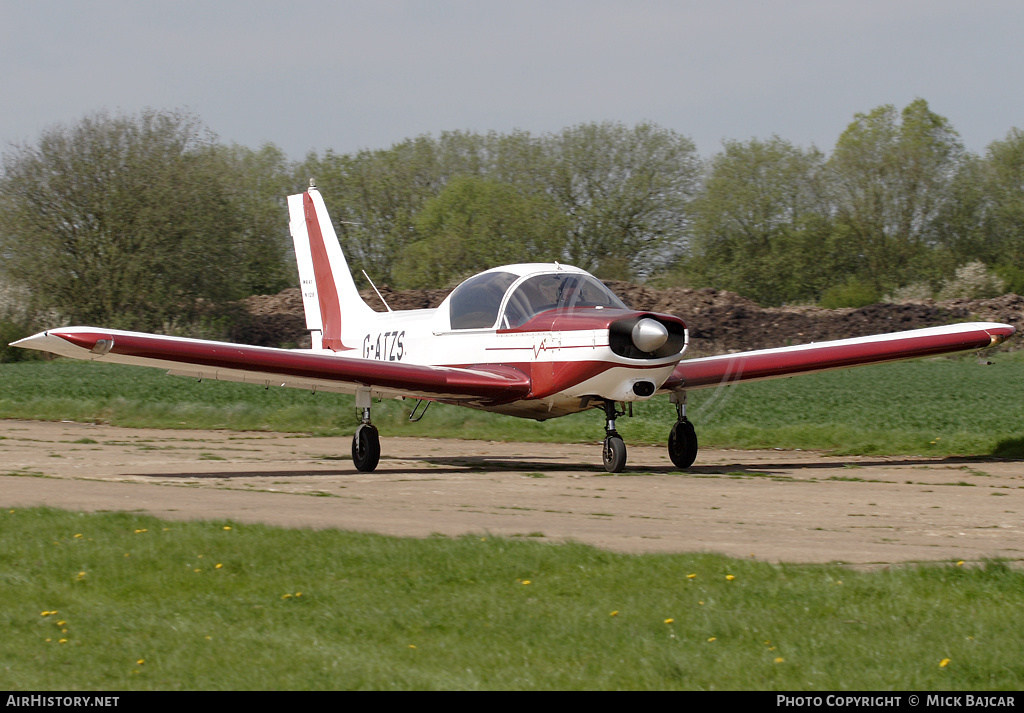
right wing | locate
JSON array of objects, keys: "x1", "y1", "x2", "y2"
[{"x1": 664, "y1": 322, "x2": 1015, "y2": 391}]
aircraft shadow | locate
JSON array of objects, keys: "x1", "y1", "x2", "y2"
[{"x1": 130, "y1": 453, "x2": 1015, "y2": 480}]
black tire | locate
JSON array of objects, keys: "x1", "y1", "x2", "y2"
[
  {"x1": 352, "y1": 424, "x2": 381, "y2": 472},
  {"x1": 668, "y1": 420, "x2": 698, "y2": 469},
  {"x1": 602, "y1": 434, "x2": 627, "y2": 473}
]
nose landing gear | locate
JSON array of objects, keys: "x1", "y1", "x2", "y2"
[{"x1": 601, "y1": 400, "x2": 627, "y2": 473}]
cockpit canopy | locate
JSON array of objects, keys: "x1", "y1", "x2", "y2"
[{"x1": 448, "y1": 269, "x2": 627, "y2": 330}]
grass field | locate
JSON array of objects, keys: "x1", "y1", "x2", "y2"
[
  {"x1": 2, "y1": 354, "x2": 1023, "y2": 457},
  {"x1": 3, "y1": 508, "x2": 1022, "y2": 691},
  {"x1": 2, "y1": 355, "x2": 1022, "y2": 690}
]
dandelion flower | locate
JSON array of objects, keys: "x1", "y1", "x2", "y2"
[
  {"x1": 956, "y1": 561, "x2": 965, "y2": 567},
  {"x1": 610, "y1": 611, "x2": 619, "y2": 617},
  {"x1": 57, "y1": 621, "x2": 66, "y2": 627},
  {"x1": 74, "y1": 534, "x2": 83, "y2": 539},
  {"x1": 215, "y1": 563, "x2": 223, "y2": 569},
  {"x1": 223, "y1": 526, "x2": 232, "y2": 531},
  {"x1": 522, "y1": 580, "x2": 531, "y2": 585},
  {"x1": 137, "y1": 659, "x2": 145, "y2": 665},
  {"x1": 282, "y1": 594, "x2": 292, "y2": 599},
  {"x1": 409, "y1": 645, "x2": 417, "y2": 649},
  {"x1": 939, "y1": 658, "x2": 951, "y2": 668},
  {"x1": 726, "y1": 574, "x2": 735, "y2": 581},
  {"x1": 59, "y1": 639, "x2": 67, "y2": 644},
  {"x1": 774, "y1": 657, "x2": 785, "y2": 663},
  {"x1": 707, "y1": 637, "x2": 716, "y2": 642},
  {"x1": 664, "y1": 618, "x2": 674, "y2": 624},
  {"x1": 687, "y1": 573, "x2": 697, "y2": 579}
]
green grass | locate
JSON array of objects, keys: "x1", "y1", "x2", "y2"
[
  {"x1": 2, "y1": 507, "x2": 1022, "y2": 691},
  {"x1": 2, "y1": 354, "x2": 1024, "y2": 456}
]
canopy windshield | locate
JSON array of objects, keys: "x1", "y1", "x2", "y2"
[{"x1": 501, "y1": 273, "x2": 627, "y2": 328}]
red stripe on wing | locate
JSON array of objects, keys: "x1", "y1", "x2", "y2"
[{"x1": 53, "y1": 330, "x2": 530, "y2": 403}]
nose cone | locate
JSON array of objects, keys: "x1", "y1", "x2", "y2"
[{"x1": 631, "y1": 318, "x2": 669, "y2": 353}]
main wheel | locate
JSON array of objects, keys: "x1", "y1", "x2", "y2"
[
  {"x1": 602, "y1": 434, "x2": 627, "y2": 473},
  {"x1": 668, "y1": 420, "x2": 698, "y2": 469},
  {"x1": 352, "y1": 423, "x2": 381, "y2": 472}
]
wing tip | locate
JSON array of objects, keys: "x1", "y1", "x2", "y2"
[{"x1": 986, "y1": 324, "x2": 1016, "y2": 347}]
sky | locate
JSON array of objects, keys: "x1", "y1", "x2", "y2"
[{"x1": 2, "y1": 1, "x2": 1022, "y2": 161}]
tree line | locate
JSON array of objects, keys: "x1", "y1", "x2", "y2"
[{"x1": 1, "y1": 100, "x2": 1022, "y2": 344}]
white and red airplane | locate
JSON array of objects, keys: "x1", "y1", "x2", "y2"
[{"x1": 12, "y1": 184, "x2": 1016, "y2": 472}]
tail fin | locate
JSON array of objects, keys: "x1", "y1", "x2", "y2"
[{"x1": 288, "y1": 185, "x2": 374, "y2": 351}]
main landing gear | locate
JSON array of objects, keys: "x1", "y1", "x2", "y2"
[
  {"x1": 668, "y1": 390, "x2": 698, "y2": 469},
  {"x1": 597, "y1": 392, "x2": 699, "y2": 473},
  {"x1": 352, "y1": 388, "x2": 381, "y2": 473}
]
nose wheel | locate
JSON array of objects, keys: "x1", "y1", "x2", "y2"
[
  {"x1": 602, "y1": 434, "x2": 627, "y2": 473},
  {"x1": 599, "y1": 400, "x2": 627, "y2": 473}
]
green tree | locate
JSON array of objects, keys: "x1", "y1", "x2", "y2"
[
  {"x1": 546, "y1": 122, "x2": 699, "y2": 280},
  {"x1": 979, "y1": 129, "x2": 1024, "y2": 276},
  {"x1": 217, "y1": 142, "x2": 300, "y2": 296},
  {"x1": 685, "y1": 137, "x2": 843, "y2": 304},
  {"x1": 300, "y1": 136, "x2": 445, "y2": 286},
  {"x1": 0, "y1": 109, "x2": 265, "y2": 332},
  {"x1": 395, "y1": 175, "x2": 569, "y2": 288},
  {"x1": 827, "y1": 99, "x2": 965, "y2": 292}
]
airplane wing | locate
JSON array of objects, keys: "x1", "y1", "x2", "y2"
[
  {"x1": 664, "y1": 322, "x2": 1015, "y2": 391},
  {"x1": 11, "y1": 327, "x2": 531, "y2": 404}
]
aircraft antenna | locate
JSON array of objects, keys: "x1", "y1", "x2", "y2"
[{"x1": 362, "y1": 270, "x2": 393, "y2": 312}]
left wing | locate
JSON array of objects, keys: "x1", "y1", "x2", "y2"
[
  {"x1": 11, "y1": 327, "x2": 531, "y2": 404},
  {"x1": 664, "y1": 322, "x2": 1015, "y2": 391}
]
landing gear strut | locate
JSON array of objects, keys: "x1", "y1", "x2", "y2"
[
  {"x1": 352, "y1": 388, "x2": 381, "y2": 473},
  {"x1": 601, "y1": 400, "x2": 627, "y2": 473},
  {"x1": 668, "y1": 391, "x2": 698, "y2": 469}
]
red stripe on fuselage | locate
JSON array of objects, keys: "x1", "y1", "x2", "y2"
[{"x1": 456, "y1": 359, "x2": 671, "y2": 400}]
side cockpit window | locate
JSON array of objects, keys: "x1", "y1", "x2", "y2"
[{"x1": 448, "y1": 271, "x2": 518, "y2": 330}]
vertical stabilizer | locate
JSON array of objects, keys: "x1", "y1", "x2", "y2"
[{"x1": 288, "y1": 185, "x2": 374, "y2": 351}]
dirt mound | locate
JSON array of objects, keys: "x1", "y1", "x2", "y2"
[{"x1": 234, "y1": 284, "x2": 1023, "y2": 354}]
